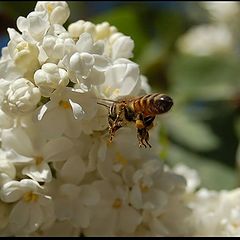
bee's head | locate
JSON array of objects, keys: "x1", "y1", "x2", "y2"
[{"x1": 156, "y1": 95, "x2": 173, "y2": 113}]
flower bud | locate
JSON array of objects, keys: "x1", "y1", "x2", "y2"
[
  {"x1": 2, "y1": 78, "x2": 41, "y2": 115},
  {"x1": 68, "y1": 20, "x2": 96, "y2": 39},
  {"x1": 69, "y1": 52, "x2": 95, "y2": 79},
  {"x1": 42, "y1": 35, "x2": 75, "y2": 61},
  {"x1": 95, "y1": 22, "x2": 117, "y2": 40},
  {"x1": 109, "y1": 33, "x2": 134, "y2": 60},
  {"x1": 35, "y1": 1, "x2": 70, "y2": 25},
  {"x1": 8, "y1": 40, "x2": 40, "y2": 81},
  {"x1": 34, "y1": 63, "x2": 69, "y2": 97}
]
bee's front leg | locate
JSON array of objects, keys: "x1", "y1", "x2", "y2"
[
  {"x1": 108, "y1": 117, "x2": 115, "y2": 143},
  {"x1": 108, "y1": 106, "x2": 125, "y2": 143}
]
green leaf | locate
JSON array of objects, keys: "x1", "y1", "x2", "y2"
[
  {"x1": 137, "y1": 39, "x2": 167, "y2": 73},
  {"x1": 167, "y1": 144, "x2": 238, "y2": 190},
  {"x1": 235, "y1": 142, "x2": 240, "y2": 184},
  {"x1": 234, "y1": 116, "x2": 240, "y2": 138},
  {"x1": 168, "y1": 54, "x2": 240, "y2": 101},
  {"x1": 154, "y1": 9, "x2": 186, "y2": 48},
  {"x1": 166, "y1": 109, "x2": 220, "y2": 151}
]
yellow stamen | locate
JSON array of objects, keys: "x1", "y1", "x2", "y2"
[
  {"x1": 140, "y1": 182, "x2": 149, "y2": 192},
  {"x1": 59, "y1": 100, "x2": 71, "y2": 109},
  {"x1": 104, "y1": 86, "x2": 112, "y2": 96},
  {"x1": 103, "y1": 87, "x2": 120, "y2": 97},
  {"x1": 112, "y1": 88, "x2": 120, "y2": 96},
  {"x1": 47, "y1": 3, "x2": 53, "y2": 13},
  {"x1": 112, "y1": 198, "x2": 122, "y2": 209},
  {"x1": 16, "y1": 42, "x2": 28, "y2": 51},
  {"x1": 114, "y1": 152, "x2": 128, "y2": 166},
  {"x1": 23, "y1": 192, "x2": 39, "y2": 202},
  {"x1": 35, "y1": 156, "x2": 43, "y2": 165},
  {"x1": 232, "y1": 223, "x2": 240, "y2": 228}
]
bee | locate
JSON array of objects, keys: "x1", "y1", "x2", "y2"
[{"x1": 97, "y1": 93, "x2": 173, "y2": 148}]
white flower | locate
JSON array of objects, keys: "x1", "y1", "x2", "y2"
[
  {"x1": 0, "y1": 47, "x2": 22, "y2": 81},
  {"x1": 68, "y1": 20, "x2": 133, "y2": 61},
  {"x1": 17, "y1": 11, "x2": 50, "y2": 42},
  {"x1": 36, "y1": 87, "x2": 98, "y2": 138},
  {"x1": 95, "y1": 22, "x2": 118, "y2": 41},
  {"x1": 2, "y1": 126, "x2": 74, "y2": 183},
  {"x1": 97, "y1": 58, "x2": 141, "y2": 99},
  {"x1": 201, "y1": 1, "x2": 240, "y2": 23},
  {"x1": 84, "y1": 180, "x2": 142, "y2": 236},
  {"x1": 173, "y1": 164, "x2": 201, "y2": 193},
  {"x1": 0, "y1": 201, "x2": 11, "y2": 236},
  {"x1": 0, "y1": 150, "x2": 16, "y2": 185},
  {"x1": 176, "y1": 24, "x2": 234, "y2": 56},
  {"x1": 68, "y1": 20, "x2": 96, "y2": 39},
  {"x1": 0, "y1": 109, "x2": 14, "y2": 130},
  {"x1": 35, "y1": 1, "x2": 70, "y2": 25},
  {"x1": 61, "y1": 32, "x2": 107, "y2": 89},
  {"x1": 0, "y1": 179, "x2": 55, "y2": 235},
  {"x1": 129, "y1": 160, "x2": 168, "y2": 210},
  {"x1": 56, "y1": 154, "x2": 86, "y2": 185},
  {"x1": 107, "y1": 32, "x2": 134, "y2": 60},
  {"x1": 1, "y1": 78, "x2": 41, "y2": 115},
  {"x1": 31, "y1": 220, "x2": 80, "y2": 237},
  {"x1": 7, "y1": 29, "x2": 40, "y2": 80},
  {"x1": 188, "y1": 188, "x2": 240, "y2": 236},
  {"x1": 41, "y1": 33, "x2": 75, "y2": 63},
  {"x1": 34, "y1": 63, "x2": 69, "y2": 97},
  {"x1": 53, "y1": 183, "x2": 100, "y2": 229}
]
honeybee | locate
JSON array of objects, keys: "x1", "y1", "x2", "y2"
[{"x1": 98, "y1": 93, "x2": 173, "y2": 148}]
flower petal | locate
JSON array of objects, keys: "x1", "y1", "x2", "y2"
[
  {"x1": 79, "y1": 185, "x2": 100, "y2": 206},
  {"x1": 37, "y1": 107, "x2": 66, "y2": 139},
  {"x1": 27, "y1": 203, "x2": 43, "y2": 233},
  {"x1": 76, "y1": 32, "x2": 93, "y2": 53},
  {"x1": 111, "y1": 36, "x2": 134, "y2": 60},
  {"x1": 72, "y1": 204, "x2": 90, "y2": 228},
  {"x1": 118, "y1": 205, "x2": 142, "y2": 233},
  {"x1": 9, "y1": 200, "x2": 29, "y2": 234},
  {"x1": 22, "y1": 163, "x2": 52, "y2": 183},
  {"x1": 2, "y1": 128, "x2": 35, "y2": 157},
  {"x1": 129, "y1": 185, "x2": 143, "y2": 209},
  {"x1": 69, "y1": 99, "x2": 85, "y2": 120},
  {"x1": 42, "y1": 136, "x2": 73, "y2": 162},
  {"x1": 60, "y1": 155, "x2": 86, "y2": 184}
]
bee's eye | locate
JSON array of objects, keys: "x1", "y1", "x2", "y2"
[
  {"x1": 156, "y1": 95, "x2": 173, "y2": 113},
  {"x1": 160, "y1": 95, "x2": 173, "y2": 104}
]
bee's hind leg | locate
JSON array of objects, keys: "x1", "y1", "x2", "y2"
[
  {"x1": 137, "y1": 128, "x2": 147, "y2": 148},
  {"x1": 135, "y1": 114, "x2": 155, "y2": 148},
  {"x1": 143, "y1": 130, "x2": 152, "y2": 148},
  {"x1": 137, "y1": 128, "x2": 151, "y2": 148}
]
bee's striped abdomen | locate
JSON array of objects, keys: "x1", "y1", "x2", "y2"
[{"x1": 132, "y1": 93, "x2": 173, "y2": 116}]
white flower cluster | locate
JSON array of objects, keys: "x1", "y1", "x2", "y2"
[
  {"x1": 176, "y1": 1, "x2": 240, "y2": 56},
  {"x1": 0, "y1": 1, "x2": 191, "y2": 236},
  {"x1": 188, "y1": 188, "x2": 240, "y2": 236},
  {"x1": 171, "y1": 164, "x2": 240, "y2": 237}
]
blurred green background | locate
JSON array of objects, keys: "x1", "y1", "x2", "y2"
[{"x1": 0, "y1": 1, "x2": 240, "y2": 190}]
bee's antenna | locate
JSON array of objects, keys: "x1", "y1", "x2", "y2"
[{"x1": 97, "y1": 102, "x2": 110, "y2": 108}]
